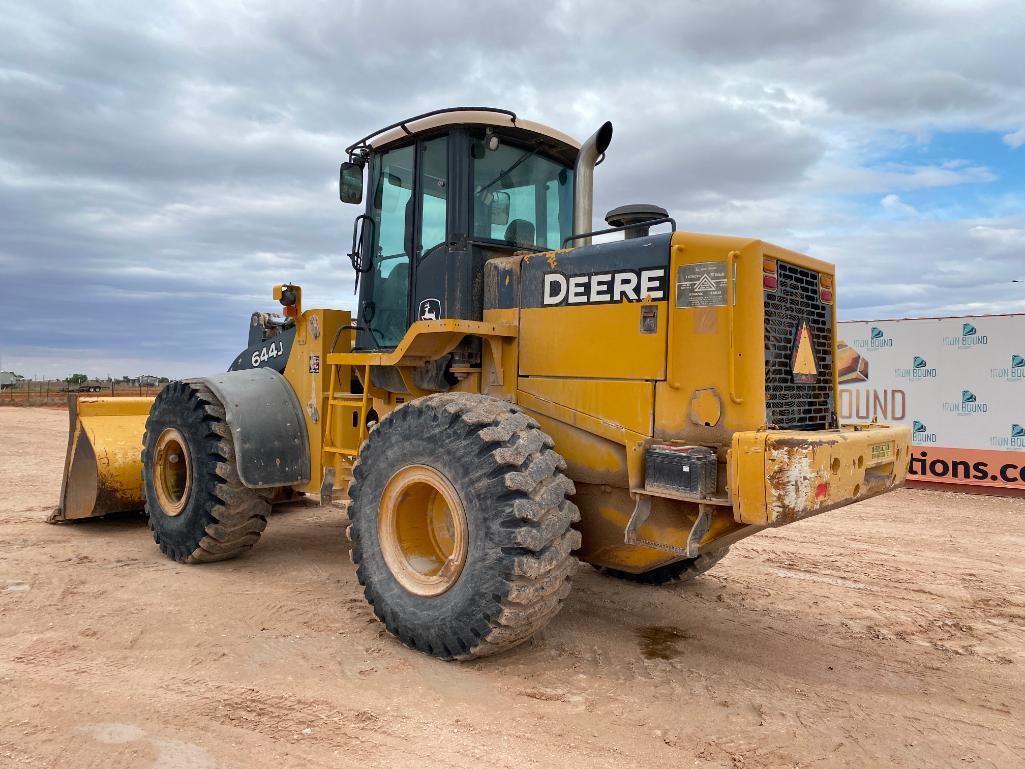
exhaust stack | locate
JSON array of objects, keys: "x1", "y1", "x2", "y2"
[{"x1": 572, "y1": 121, "x2": 613, "y2": 246}]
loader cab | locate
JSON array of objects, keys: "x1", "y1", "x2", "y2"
[{"x1": 340, "y1": 108, "x2": 579, "y2": 351}]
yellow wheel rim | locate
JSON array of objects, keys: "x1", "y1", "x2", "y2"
[
  {"x1": 378, "y1": 465, "x2": 468, "y2": 596},
  {"x1": 153, "y1": 428, "x2": 191, "y2": 517}
]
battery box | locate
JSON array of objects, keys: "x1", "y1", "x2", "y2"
[{"x1": 644, "y1": 444, "x2": 717, "y2": 497}]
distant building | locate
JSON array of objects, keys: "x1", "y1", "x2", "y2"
[
  {"x1": 0, "y1": 371, "x2": 15, "y2": 390},
  {"x1": 137, "y1": 374, "x2": 159, "y2": 386}
]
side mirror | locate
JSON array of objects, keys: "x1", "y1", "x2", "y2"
[
  {"x1": 490, "y1": 191, "x2": 511, "y2": 226},
  {"x1": 339, "y1": 161, "x2": 364, "y2": 204}
]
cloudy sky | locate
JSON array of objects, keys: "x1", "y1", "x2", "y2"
[{"x1": 2, "y1": 0, "x2": 1024, "y2": 378}]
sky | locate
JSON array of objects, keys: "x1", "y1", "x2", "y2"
[{"x1": 2, "y1": 0, "x2": 1024, "y2": 378}]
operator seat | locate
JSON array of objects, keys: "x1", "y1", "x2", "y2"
[{"x1": 505, "y1": 219, "x2": 536, "y2": 247}]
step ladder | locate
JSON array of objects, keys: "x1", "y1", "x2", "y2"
[{"x1": 319, "y1": 362, "x2": 372, "y2": 503}]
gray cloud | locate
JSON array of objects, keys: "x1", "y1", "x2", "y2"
[
  {"x1": 1, "y1": 0, "x2": 1024, "y2": 377},
  {"x1": 820, "y1": 71, "x2": 998, "y2": 119}
]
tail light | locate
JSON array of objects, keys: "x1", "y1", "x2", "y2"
[
  {"x1": 763, "y1": 257, "x2": 777, "y2": 290},
  {"x1": 820, "y1": 274, "x2": 833, "y2": 304}
]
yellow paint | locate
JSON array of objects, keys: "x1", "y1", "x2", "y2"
[
  {"x1": 327, "y1": 318, "x2": 516, "y2": 369},
  {"x1": 730, "y1": 423, "x2": 912, "y2": 525},
  {"x1": 519, "y1": 302, "x2": 666, "y2": 380},
  {"x1": 482, "y1": 307, "x2": 519, "y2": 400},
  {"x1": 654, "y1": 233, "x2": 837, "y2": 446},
  {"x1": 281, "y1": 307, "x2": 353, "y2": 495},
  {"x1": 518, "y1": 376, "x2": 653, "y2": 435},
  {"x1": 525, "y1": 413, "x2": 629, "y2": 487},
  {"x1": 573, "y1": 483, "x2": 744, "y2": 572},
  {"x1": 688, "y1": 388, "x2": 721, "y2": 427},
  {"x1": 56, "y1": 396, "x2": 153, "y2": 520}
]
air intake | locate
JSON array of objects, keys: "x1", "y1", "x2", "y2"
[{"x1": 605, "y1": 204, "x2": 669, "y2": 239}]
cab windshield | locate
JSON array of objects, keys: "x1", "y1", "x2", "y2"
[{"x1": 472, "y1": 141, "x2": 574, "y2": 250}]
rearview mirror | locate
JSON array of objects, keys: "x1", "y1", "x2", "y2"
[
  {"x1": 490, "y1": 191, "x2": 510, "y2": 226},
  {"x1": 339, "y1": 161, "x2": 364, "y2": 204}
]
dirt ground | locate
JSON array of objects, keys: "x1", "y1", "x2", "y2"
[{"x1": 2, "y1": 406, "x2": 1024, "y2": 769}]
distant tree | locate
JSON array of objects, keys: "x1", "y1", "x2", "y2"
[
  {"x1": 65, "y1": 373, "x2": 88, "y2": 385},
  {"x1": 158, "y1": 376, "x2": 170, "y2": 383}
]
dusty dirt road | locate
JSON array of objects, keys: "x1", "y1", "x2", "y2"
[{"x1": 2, "y1": 406, "x2": 1024, "y2": 769}]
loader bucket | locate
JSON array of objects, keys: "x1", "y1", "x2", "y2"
[{"x1": 50, "y1": 396, "x2": 154, "y2": 522}]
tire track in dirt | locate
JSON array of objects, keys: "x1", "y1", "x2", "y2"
[{"x1": 5, "y1": 408, "x2": 1025, "y2": 769}]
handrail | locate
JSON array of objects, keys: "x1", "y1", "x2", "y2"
[
  {"x1": 667, "y1": 244, "x2": 682, "y2": 390},
  {"x1": 345, "y1": 107, "x2": 517, "y2": 156},
  {"x1": 727, "y1": 250, "x2": 743, "y2": 404},
  {"x1": 561, "y1": 217, "x2": 676, "y2": 248}
]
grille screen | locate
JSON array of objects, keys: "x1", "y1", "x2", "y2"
[{"x1": 764, "y1": 261, "x2": 834, "y2": 430}]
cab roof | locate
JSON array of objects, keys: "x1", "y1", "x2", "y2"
[{"x1": 345, "y1": 107, "x2": 581, "y2": 157}]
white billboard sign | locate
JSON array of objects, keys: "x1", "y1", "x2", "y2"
[{"x1": 838, "y1": 314, "x2": 1025, "y2": 490}]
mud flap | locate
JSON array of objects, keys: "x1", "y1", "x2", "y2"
[{"x1": 51, "y1": 396, "x2": 154, "y2": 522}]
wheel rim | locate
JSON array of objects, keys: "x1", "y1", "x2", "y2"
[
  {"x1": 153, "y1": 427, "x2": 192, "y2": 517},
  {"x1": 378, "y1": 465, "x2": 468, "y2": 596}
]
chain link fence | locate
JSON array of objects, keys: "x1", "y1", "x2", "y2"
[{"x1": 0, "y1": 380, "x2": 165, "y2": 407}]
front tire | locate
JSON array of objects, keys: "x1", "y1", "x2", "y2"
[
  {"x1": 347, "y1": 393, "x2": 580, "y2": 660},
  {"x1": 142, "y1": 380, "x2": 270, "y2": 563}
]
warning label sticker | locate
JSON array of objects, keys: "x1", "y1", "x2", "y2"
[
  {"x1": 791, "y1": 321, "x2": 818, "y2": 383},
  {"x1": 676, "y1": 262, "x2": 728, "y2": 308}
]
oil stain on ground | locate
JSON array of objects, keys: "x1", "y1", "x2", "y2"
[{"x1": 637, "y1": 625, "x2": 692, "y2": 659}]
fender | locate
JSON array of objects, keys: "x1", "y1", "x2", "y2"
[{"x1": 199, "y1": 368, "x2": 310, "y2": 489}]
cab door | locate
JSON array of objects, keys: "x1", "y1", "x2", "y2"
[
  {"x1": 412, "y1": 135, "x2": 449, "y2": 324},
  {"x1": 356, "y1": 142, "x2": 416, "y2": 350},
  {"x1": 355, "y1": 134, "x2": 451, "y2": 350}
]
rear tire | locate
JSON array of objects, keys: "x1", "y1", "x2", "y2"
[
  {"x1": 142, "y1": 380, "x2": 270, "y2": 563},
  {"x1": 594, "y1": 547, "x2": 730, "y2": 585},
  {"x1": 347, "y1": 393, "x2": 580, "y2": 660}
]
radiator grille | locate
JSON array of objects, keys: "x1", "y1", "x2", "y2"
[{"x1": 764, "y1": 262, "x2": 834, "y2": 429}]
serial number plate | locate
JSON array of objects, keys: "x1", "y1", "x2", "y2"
[{"x1": 870, "y1": 442, "x2": 892, "y2": 461}]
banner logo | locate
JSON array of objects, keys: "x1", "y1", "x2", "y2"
[
  {"x1": 990, "y1": 424, "x2": 1025, "y2": 450},
  {"x1": 943, "y1": 322, "x2": 988, "y2": 348},
  {"x1": 912, "y1": 419, "x2": 937, "y2": 444},
  {"x1": 942, "y1": 389, "x2": 989, "y2": 415},
  {"x1": 852, "y1": 326, "x2": 893, "y2": 349},
  {"x1": 991, "y1": 353, "x2": 1025, "y2": 381},
  {"x1": 895, "y1": 355, "x2": 937, "y2": 380}
]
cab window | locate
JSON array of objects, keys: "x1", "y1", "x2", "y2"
[
  {"x1": 367, "y1": 143, "x2": 415, "y2": 348},
  {"x1": 420, "y1": 136, "x2": 448, "y2": 255},
  {"x1": 471, "y1": 141, "x2": 574, "y2": 250}
]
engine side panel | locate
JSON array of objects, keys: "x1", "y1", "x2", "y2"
[{"x1": 517, "y1": 234, "x2": 672, "y2": 380}]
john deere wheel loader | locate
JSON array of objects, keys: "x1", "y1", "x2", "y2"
[{"x1": 54, "y1": 107, "x2": 911, "y2": 659}]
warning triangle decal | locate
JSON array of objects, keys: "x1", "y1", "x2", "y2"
[{"x1": 791, "y1": 322, "x2": 818, "y2": 383}]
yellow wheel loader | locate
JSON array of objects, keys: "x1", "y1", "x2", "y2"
[{"x1": 53, "y1": 107, "x2": 911, "y2": 659}]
